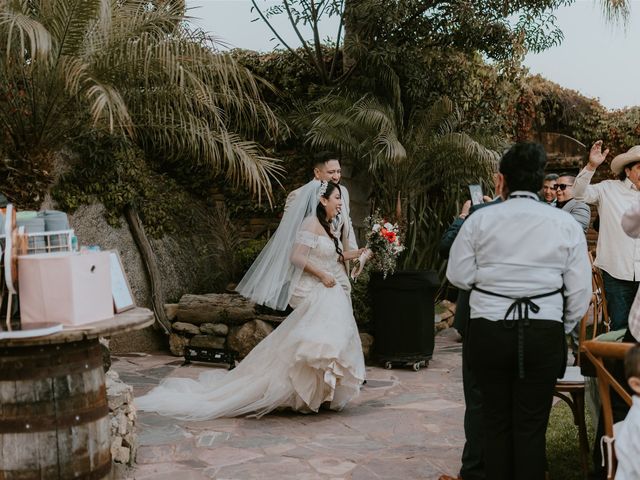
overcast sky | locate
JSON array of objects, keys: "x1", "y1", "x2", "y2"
[{"x1": 185, "y1": 0, "x2": 640, "y2": 110}]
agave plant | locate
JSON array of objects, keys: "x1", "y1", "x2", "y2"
[
  {"x1": 304, "y1": 93, "x2": 502, "y2": 276},
  {"x1": 0, "y1": 0, "x2": 283, "y2": 207}
]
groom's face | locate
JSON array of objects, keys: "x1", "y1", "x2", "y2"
[{"x1": 314, "y1": 160, "x2": 341, "y2": 184}]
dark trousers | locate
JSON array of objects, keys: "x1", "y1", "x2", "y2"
[
  {"x1": 460, "y1": 339, "x2": 485, "y2": 480},
  {"x1": 601, "y1": 270, "x2": 639, "y2": 331},
  {"x1": 468, "y1": 318, "x2": 565, "y2": 480},
  {"x1": 455, "y1": 291, "x2": 485, "y2": 480}
]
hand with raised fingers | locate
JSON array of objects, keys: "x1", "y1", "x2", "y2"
[{"x1": 588, "y1": 140, "x2": 610, "y2": 170}]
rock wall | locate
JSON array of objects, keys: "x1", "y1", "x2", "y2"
[
  {"x1": 166, "y1": 293, "x2": 374, "y2": 362},
  {"x1": 68, "y1": 203, "x2": 211, "y2": 352},
  {"x1": 106, "y1": 369, "x2": 137, "y2": 472}
]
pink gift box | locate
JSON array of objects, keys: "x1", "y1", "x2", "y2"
[{"x1": 18, "y1": 252, "x2": 114, "y2": 326}]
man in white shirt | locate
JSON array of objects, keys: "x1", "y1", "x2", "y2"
[
  {"x1": 285, "y1": 152, "x2": 358, "y2": 253},
  {"x1": 447, "y1": 142, "x2": 592, "y2": 480},
  {"x1": 573, "y1": 141, "x2": 640, "y2": 330}
]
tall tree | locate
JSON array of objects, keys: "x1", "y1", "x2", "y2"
[{"x1": 251, "y1": 0, "x2": 575, "y2": 86}]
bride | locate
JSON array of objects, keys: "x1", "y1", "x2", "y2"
[{"x1": 136, "y1": 181, "x2": 366, "y2": 419}]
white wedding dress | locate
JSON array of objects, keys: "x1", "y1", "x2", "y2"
[{"x1": 136, "y1": 222, "x2": 365, "y2": 419}]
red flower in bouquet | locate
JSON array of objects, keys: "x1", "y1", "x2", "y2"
[{"x1": 357, "y1": 210, "x2": 405, "y2": 278}]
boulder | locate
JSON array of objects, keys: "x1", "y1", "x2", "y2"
[
  {"x1": 177, "y1": 293, "x2": 256, "y2": 325},
  {"x1": 227, "y1": 319, "x2": 274, "y2": 358},
  {"x1": 255, "y1": 313, "x2": 286, "y2": 325},
  {"x1": 200, "y1": 323, "x2": 229, "y2": 336},
  {"x1": 172, "y1": 322, "x2": 200, "y2": 336},
  {"x1": 359, "y1": 333, "x2": 374, "y2": 361},
  {"x1": 164, "y1": 303, "x2": 179, "y2": 322},
  {"x1": 169, "y1": 333, "x2": 189, "y2": 356},
  {"x1": 190, "y1": 335, "x2": 226, "y2": 350}
]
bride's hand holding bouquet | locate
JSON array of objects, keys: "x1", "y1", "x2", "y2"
[{"x1": 351, "y1": 210, "x2": 404, "y2": 280}]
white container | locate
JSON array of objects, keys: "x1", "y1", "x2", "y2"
[{"x1": 18, "y1": 251, "x2": 114, "y2": 326}]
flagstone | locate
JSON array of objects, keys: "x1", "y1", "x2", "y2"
[
  {"x1": 308, "y1": 457, "x2": 358, "y2": 475},
  {"x1": 196, "y1": 446, "x2": 264, "y2": 468},
  {"x1": 116, "y1": 333, "x2": 465, "y2": 479}
]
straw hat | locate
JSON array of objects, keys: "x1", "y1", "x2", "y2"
[{"x1": 611, "y1": 145, "x2": 640, "y2": 175}]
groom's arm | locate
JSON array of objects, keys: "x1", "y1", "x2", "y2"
[
  {"x1": 341, "y1": 186, "x2": 358, "y2": 250},
  {"x1": 284, "y1": 187, "x2": 301, "y2": 214}
]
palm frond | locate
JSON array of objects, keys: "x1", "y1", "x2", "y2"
[
  {"x1": 600, "y1": 0, "x2": 630, "y2": 26},
  {"x1": 0, "y1": 0, "x2": 283, "y2": 202},
  {"x1": 0, "y1": 2, "x2": 51, "y2": 62}
]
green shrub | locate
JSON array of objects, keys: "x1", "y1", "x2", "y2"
[{"x1": 236, "y1": 239, "x2": 269, "y2": 279}]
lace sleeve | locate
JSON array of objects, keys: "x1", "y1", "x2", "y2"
[{"x1": 290, "y1": 218, "x2": 321, "y2": 269}]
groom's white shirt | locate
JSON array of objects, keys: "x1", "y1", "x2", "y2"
[{"x1": 285, "y1": 181, "x2": 358, "y2": 251}]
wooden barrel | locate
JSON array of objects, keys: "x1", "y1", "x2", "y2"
[{"x1": 0, "y1": 339, "x2": 112, "y2": 479}]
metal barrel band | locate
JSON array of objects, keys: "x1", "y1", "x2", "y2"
[
  {"x1": 0, "y1": 384, "x2": 107, "y2": 426},
  {"x1": 0, "y1": 342, "x2": 103, "y2": 381},
  {"x1": 0, "y1": 402, "x2": 109, "y2": 434}
]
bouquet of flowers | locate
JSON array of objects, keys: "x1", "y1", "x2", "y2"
[{"x1": 352, "y1": 210, "x2": 404, "y2": 279}]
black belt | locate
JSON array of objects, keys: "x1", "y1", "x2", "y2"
[{"x1": 472, "y1": 285, "x2": 564, "y2": 379}]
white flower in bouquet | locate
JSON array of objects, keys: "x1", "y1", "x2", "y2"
[{"x1": 358, "y1": 210, "x2": 405, "y2": 278}]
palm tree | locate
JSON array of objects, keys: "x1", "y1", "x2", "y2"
[
  {"x1": 304, "y1": 93, "x2": 502, "y2": 276},
  {"x1": 0, "y1": 0, "x2": 283, "y2": 330},
  {"x1": 0, "y1": 0, "x2": 282, "y2": 206}
]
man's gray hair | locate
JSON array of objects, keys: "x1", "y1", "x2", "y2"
[{"x1": 544, "y1": 173, "x2": 559, "y2": 181}]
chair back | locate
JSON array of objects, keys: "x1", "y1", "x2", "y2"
[
  {"x1": 577, "y1": 252, "x2": 611, "y2": 369},
  {"x1": 582, "y1": 340, "x2": 634, "y2": 480},
  {"x1": 590, "y1": 251, "x2": 610, "y2": 334}
]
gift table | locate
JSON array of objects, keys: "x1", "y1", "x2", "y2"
[{"x1": 0, "y1": 307, "x2": 154, "y2": 480}]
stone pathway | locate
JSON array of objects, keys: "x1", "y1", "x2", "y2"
[{"x1": 112, "y1": 331, "x2": 465, "y2": 479}]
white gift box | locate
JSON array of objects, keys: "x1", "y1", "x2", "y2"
[{"x1": 18, "y1": 252, "x2": 114, "y2": 326}]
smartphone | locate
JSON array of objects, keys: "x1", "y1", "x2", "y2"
[{"x1": 469, "y1": 184, "x2": 484, "y2": 205}]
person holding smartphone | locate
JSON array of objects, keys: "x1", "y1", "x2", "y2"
[
  {"x1": 438, "y1": 180, "x2": 500, "y2": 480},
  {"x1": 447, "y1": 143, "x2": 591, "y2": 480}
]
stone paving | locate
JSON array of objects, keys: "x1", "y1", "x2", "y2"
[{"x1": 112, "y1": 331, "x2": 465, "y2": 480}]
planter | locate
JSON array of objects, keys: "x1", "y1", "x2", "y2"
[{"x1": 370, "y1": 270, "x2": 439, "y2": 371}]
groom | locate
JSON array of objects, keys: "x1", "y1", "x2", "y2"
[{"x1": 285, "y1": 152, "x2": 358, "y2": 255}]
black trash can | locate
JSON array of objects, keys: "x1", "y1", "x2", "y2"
[{"x1": 370, "y1": 270, "x2": 439, "y2": 371}]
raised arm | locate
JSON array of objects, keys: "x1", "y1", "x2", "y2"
[
  {"x1": 340, "y1": 186, "x2": 358, "y2": 250},
  {"x1": 446, "y1": 218, "x2": 477, "y2": 290},
  {"x1": 440, "y1": 200, "x2": 471, "y2": 259},
  {"x1": 574, "y1": 141, "x2": 609, "y2": 205}
]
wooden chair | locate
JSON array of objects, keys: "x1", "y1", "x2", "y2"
[
  {"x1": 553, "y1": 305, "x2": 593, "y2": 477},
  {"x1": 589, "y1": 253, "x2": 610, "y2": 337},
  {"x1": 582, "y1": 341, "x2": 634, "y2": 480},
  {"x1": 552, "y1": 254, "x2": 611, "y2": 477}
]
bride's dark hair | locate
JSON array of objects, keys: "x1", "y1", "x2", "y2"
[{"x1": 316, "y1": 181, "x2": 344, "y2": 262}]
